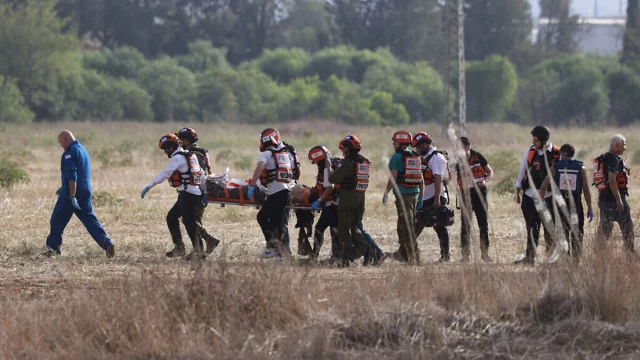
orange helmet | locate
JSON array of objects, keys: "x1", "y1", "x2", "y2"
[
  {"x1": 412, "y1": 131, "x2": 432, "y2": 147},
  {"x1": 339, "y1": 135, "x2": 361, "y2": 151},
  {"x1": 176, "y1": 127, "x2": 198, "y2": 143},
  {"x1": 158, "y1": 133, "x2": 181, "y2": 150},
  {"x1": 392, "y1": 130, "x2": 412, "y2": 145},
  {"x1": 308, "y1": 145, "x2": 330, "y2": 164},
  {"x1": 260, "y1": 128, "x2": 281, "y2": 151}
]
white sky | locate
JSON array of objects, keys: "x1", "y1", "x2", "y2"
[{"x1": 529, "y1": 0, "x2": 627, "y2": 18}]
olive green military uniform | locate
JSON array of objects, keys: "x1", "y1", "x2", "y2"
[{"x1": 329, "y1": 154, "x2": 371, "y2": 261}]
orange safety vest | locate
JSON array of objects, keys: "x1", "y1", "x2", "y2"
[
  {"x1": 396, "y1": 150, "x2": 423, "y2": 188},
  {"x1": 168, "y1": 152, "x2": 203, "y2": 188},
  {"x1": 260, "y1": 149, "x2": 294, "y2": 184},
  {"x1": 422, "y1": 150, "x2": 448, "y2": 186},
  {"x1": 457, "y1": 150, "x2": 487, "y2": 188},
  {"x1": 341, "y1": 155, "x2": 370, "y2": 193},
  {"x1": 593, "y1": 152, "x2": 630, "y2": 195}
]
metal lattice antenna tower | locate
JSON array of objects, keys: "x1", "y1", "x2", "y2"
[{"x1": 442, "y1": 0, "x2": 466, "y2": 136}]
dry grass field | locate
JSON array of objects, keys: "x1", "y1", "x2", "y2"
[{"x1": 2, "y1": 121, "x2": 640, "y2": 359}]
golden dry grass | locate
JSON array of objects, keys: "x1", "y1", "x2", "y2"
[{"x1": 1, "y1": 121, "x2": 640, "y2": 359}]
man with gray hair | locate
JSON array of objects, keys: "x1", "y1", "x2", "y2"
[{"x1": 593, "y1": 134, "x2": 635, "y2": 255}]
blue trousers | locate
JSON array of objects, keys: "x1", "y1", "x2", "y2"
[{"x1": 46, "y1": 193, "x2": 112, "y2": 251}]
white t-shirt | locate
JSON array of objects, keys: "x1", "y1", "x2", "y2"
[
  {"x1": 321, "y1": 168, "x2": 339, "y2": 206},
  {"x1": 422, "y1": 147, "x2": 448, "y2": 201},
  {"x1": 515, "y1": 144, "x2": 554, "y2": 199},
  {"x1": 147, "y1": 148, "x2": 202, "y2": 196},
  {"x1": 258, "y1": 144, "x2": 294, "y2": 195}
]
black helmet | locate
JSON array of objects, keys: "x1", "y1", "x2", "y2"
[
  {"x1": 531, "y1": 125, "x2": 550, "y2": 143},
  {"x1": 176, "y1": 128, "x2": 198, "y2": 143}
]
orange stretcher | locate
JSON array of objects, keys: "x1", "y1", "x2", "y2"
[{"x1": 207, "y1": 186, "x2": 317, "y2": 211}]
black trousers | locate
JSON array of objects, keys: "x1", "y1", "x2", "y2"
[
  {"x1": 257, "y1": 189, "x2": 290, "y2": 251},
  {"x1": 598, "y1": 197, "x2": 635, "y2": 253},
  {"x1": 557, "y1": 197, "x2": 584, "y2": 259},
  {"x1": 312, "y1": 204, "x2": 338, "y2": 257},
  {"x1": 521, "y1": 195, "x2": 554, "y2": 259},
  {"x1": 195, "y1": 200, "x2": 216, "y2": 244},
  {"x1": 416, "y1": 196, "x2": 450, "y2": 258},
  {"x1": 167, "y1": 191, "x2": 203, "y2": 251},
  {"x1": 460, "y1": 188, "x2": 489, "y2": 256}
]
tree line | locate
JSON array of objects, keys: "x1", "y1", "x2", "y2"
[{"x1": 0, "y1": 0, "x2": 639, "y2": 125}]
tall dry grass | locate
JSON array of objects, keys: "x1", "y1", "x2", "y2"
[{"x1": 1, "y1": 121, "x2": 640, "y2": 358}]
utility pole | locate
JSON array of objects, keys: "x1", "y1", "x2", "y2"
[
  {"x1": 457, "y1": 0, "x2": 466, "y2": 136},
  {"x1": 594, "y1": 0, "x2": 598, "y2": 17}
]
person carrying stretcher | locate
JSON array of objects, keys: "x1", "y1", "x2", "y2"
[{"x1": 248, "y1": 128, "x2": 296, "y2": 260}]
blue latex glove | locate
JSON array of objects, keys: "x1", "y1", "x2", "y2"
[
  {"x1": 248, "y1": 185, "x2": 256, "y2": 200},
  {"x1": 311, "y1": 199, "x2": 321, "y2": 210},
  {"x1": 201, "y1": 193, "x2": 208, "y2": 206},
  {"x1": 56, "y1": 187, "x2": 62, "y2": 196},
  {"x1": 417, "y1": 198, "x2": 424, "y2": 210},
  {"x1": 70, "y1": 196, "x2": 81, "y2": 211},
  {"x1": 382, "y1": 193, "x2": 389, "y2": 206},
  {"x1": 587, "y1": 208, "x2": 594, "y2": 223},
  {"x1": 141, "y1": 186, "x2": 150, "y2": 199}
]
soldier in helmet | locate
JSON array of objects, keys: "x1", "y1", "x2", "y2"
[
  {"x1": 328, "y1": 135, "x2": 374, "y2": 265},
  {"x1": 514, "y1": 125, "x2": 560, "y2": 265}
]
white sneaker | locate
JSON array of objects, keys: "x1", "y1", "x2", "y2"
[{"x1": 259, "y1": 248, "x2": 278, "y2": 259}]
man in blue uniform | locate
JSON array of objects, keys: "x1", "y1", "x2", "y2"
[{"x1": 43, "y1": 130, "x2": 115, "y2": 258}]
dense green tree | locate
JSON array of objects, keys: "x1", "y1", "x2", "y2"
[
  {"x1": 526, "y1": 56, "x2": 609, "y2": 124},
  {"x1": 278, "y1": 0, "x2": 334, "y2": 53},
  {"x1": 622, "y1": 0, "x2": 640, "y2": 71},
  {"x1": 0, "y1": 0, "x2": 79, "y2": 118},
  {"x1": 464, "y1": 0, "x2": 533, "y2": 62},
  {"x1": 537, "y1": 0, "x2": 580, "y2": 54},
  {"x1": 177, "y1": 40, "x2": 229, "y2": 74},
  {"x1": 138, "y1": 57, "x2": 198, "y2": 121},
  {"x1": 465, "y1": 55, "x2": 518, "y2": 122}
]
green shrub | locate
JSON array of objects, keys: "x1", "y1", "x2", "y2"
[
  {"x1": 368, "y1": 91, "x2": 410, "y2": 125},
  {"x1": 282, "y1": 76, "x2": 320, "y2": 120},
  {"x1": 0, "y1": 160, "x2": 30, "y2": 189},
  {"x1": 138, "y1": 57, "x2": 198, "y2": 121},
  {"x1": 607, "y1": 67, "x2": 640, "y2": 125},
  {"x1": 362, "y1": 61, "x2": 446, "y2": 123},
  {"x1": 83, "y1": 46, "x2": 146, "y2": 79},
  {"x1": 304, "y1": 46, "x2": 355, "y2": 81},
  {"x1": 0, "y1": 76, "x2": 34, "y2": 123},
  {"x1": 255, "y1": 48, "x2": 310, "y2": 83},
  {"x1": 526, "y1": 55, "x2": 609, "y2": 124},
  {"x1": 465, "y1": 55, "x2": 518, "y2": 122}
]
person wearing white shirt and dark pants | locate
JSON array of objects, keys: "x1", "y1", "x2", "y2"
[
  {"x1": 249, "y1": 129, "x2": 295, "y2": 260},
  {"x1": 514, "y1": 126, "x2": 560, "y2": 266},
  {"x1": 141, "y1": 134, "x2": 205, "y2": 259},
  {"x1": 413, "y1": 132, "x2": 451, "y2": 263}
]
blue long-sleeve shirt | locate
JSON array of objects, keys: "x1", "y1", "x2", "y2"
[{"x1": 60, "y1": 140, "x2": 92, "y2": 195}]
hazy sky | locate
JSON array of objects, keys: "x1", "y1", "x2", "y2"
[{"x1": 529, "y1": 0, "x2": 627, "y2": 18}]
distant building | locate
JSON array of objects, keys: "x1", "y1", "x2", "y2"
[{"x1": 534, "y1": 17, "x2": 625, "y2": 56}]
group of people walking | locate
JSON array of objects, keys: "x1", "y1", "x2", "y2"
[{"x1": 43, "y1": 126, "x2": 635, "y2": 266}]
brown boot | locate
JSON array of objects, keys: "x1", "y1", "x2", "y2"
[
  {"x1": 204, "y1": 234, "x2": 220, "y2": 255},
  {"x1": 166, "y1": 244, "x2": 186, "y2": 258}
]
